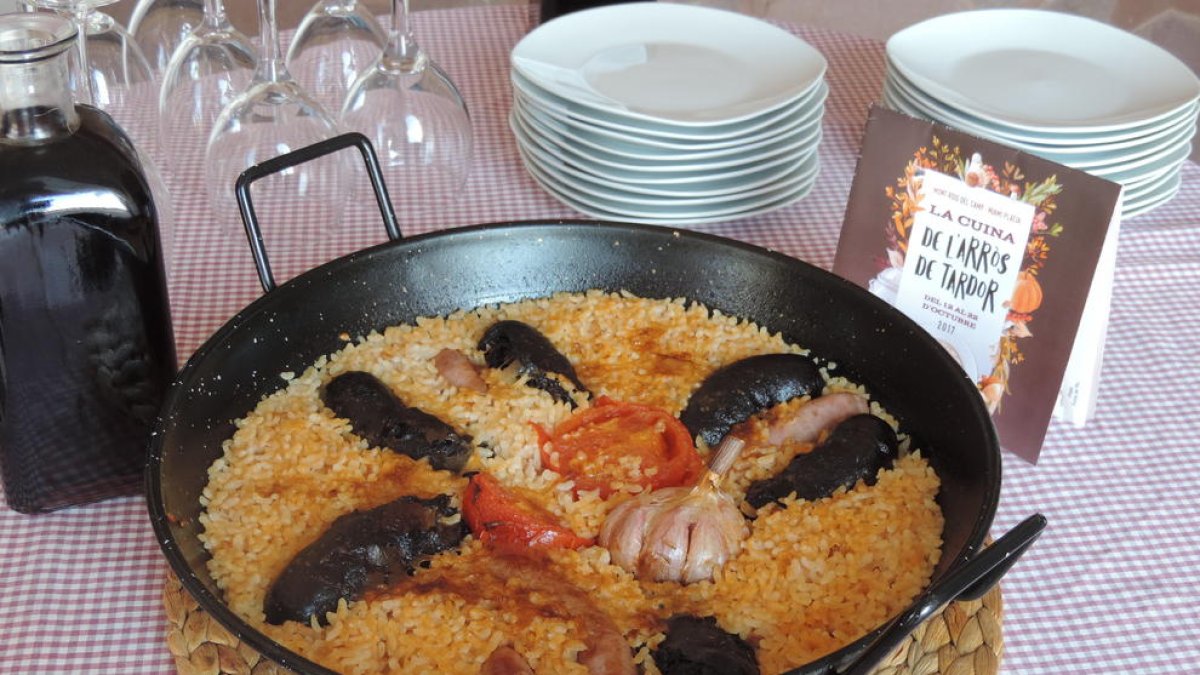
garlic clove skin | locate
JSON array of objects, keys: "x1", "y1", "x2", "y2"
[
  {"x1": 636, "y1": 487, "x2": 697, "y2": 582},
  {"x1": 600, "y1": 493, "x2": 658, "y2": 571},
  {"x1": 680, "y1": 492, "x2": 748, "y2": 583}
]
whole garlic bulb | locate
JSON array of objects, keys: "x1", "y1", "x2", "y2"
[{"x1": 599, "y1": 438, "x2": 749, "y2": 584}]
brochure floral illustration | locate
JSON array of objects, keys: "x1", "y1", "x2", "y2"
[{"x1": 833, "y1": 107, "x2": 1122, "y2": 462}]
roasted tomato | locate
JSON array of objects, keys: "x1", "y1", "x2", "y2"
[
  {"x1": 537, "y1": 397, "x2": 704, "y2": 497},
  {"x1": 462, "y1": 472, "x2": 592, "y2": 552}
]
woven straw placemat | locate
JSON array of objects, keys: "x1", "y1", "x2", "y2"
[{"x1": 162, "y1": 572, "x2": 1002, "y2": 675}]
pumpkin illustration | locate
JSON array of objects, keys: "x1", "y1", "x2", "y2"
[{"x1": 1010, "y1": 271, "x2": 1043, "y2": 314}]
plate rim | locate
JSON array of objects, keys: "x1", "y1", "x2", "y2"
[
  {"x1": 515, "y1": 137, "x2": 820, "y2": 220},
  {"x1": 511, "y1": 104, "x2": 823, "y2": 179},
  {"x1": 511, "y1": 68, "x2": 827, "y2": 143},
  {"x1": 513, "y1": 115, "x2": 820, "y2": 198},
  {"x1": 512, "y1": 2, "x2": 827, "y2": 126},
  {"x1": 885, "y1": 65, "x2": 1200, "y2": 148},
  {"x1": 886, "y1": 8, "x2": 1200, "y2": 131},
  {"x1": 518, "y1": 136, "x2": 822, "y2": 206}
]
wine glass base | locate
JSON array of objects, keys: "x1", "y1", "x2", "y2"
[
  {"x1": 286, "y1": 0, "x2": 387, "y2": 119},
  {"x1": 206, "y1": 79, "x2": 356, "y2": 235}
]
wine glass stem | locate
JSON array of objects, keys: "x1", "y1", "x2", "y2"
[
  {"x1": 71, "y1": 5, "x2": 95, "y2": 106},
  {"x1": 387, "y1": 0, "x2": 417, "y2": 61},
  {"x1": 257, "y1": 0, "x2": 285, "y2": 82},
  {"x1": 204, "y1": 0, "x2": 229, "y2": 27}
]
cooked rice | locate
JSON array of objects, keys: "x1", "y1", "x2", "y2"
[{"x1": 199, "y1": 291, "x2": 943, "y2": 674}]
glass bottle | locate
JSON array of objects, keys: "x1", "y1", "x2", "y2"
[
  {"x1": 539, "y1": 0, "x2": 630, "y2": 23},
  {"x1": 0, "y1": 13, "x2": 177, "y2": 514}
]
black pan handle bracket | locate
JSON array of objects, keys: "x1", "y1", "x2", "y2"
[{"x1": 234, "y1": 132, "x2": 403, "y2": 293}]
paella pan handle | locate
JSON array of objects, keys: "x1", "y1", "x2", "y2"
[
  {"x1": 837, "y1": 513, "x2": 1047, "y2": 675},
  {"x1": 234, "y1": 132, "x2": 403, "y2": 293}
]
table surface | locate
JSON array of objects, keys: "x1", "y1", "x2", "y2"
[{"x1": 3, "y1": 5, "x2": 1199, "y2": 674}]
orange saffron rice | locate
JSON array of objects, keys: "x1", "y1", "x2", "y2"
[{"x1": 199, "y1": 291, "x2": 943, "y2": 674}]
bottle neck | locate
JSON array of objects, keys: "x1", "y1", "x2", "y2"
[{"x1": 0, "y1": 18, "x2": 80, "y2": 144}]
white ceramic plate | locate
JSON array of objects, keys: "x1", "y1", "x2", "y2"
[
  {"x1": 1022, "y1": 122, "x2": 1195, "y2": 170},
  {"x1": 1124, "y1": 173, "x2": 1184, "y2": 218},
  {"x1": 880, "y1": 83, "x2": 1184, "y2": 219},
  {"x1": 512, "y1": 105, "x2": 821, "y2": 180},
  {"x1": 520, "y1": 140, "x2": 820, "y2": 207},
  {"x1": 1090, "y1": 137, "x2": 1192, "y2": 184},
  {"x1": 881, "y1": 80, "x2": 1195, "y2": 185},
  {"x1": 1124, "y1": 165, "x2": 1181, "y2": 202},
  {"x1": 887, "y1": 9, "x2": 1200, "y2": 131},
  {"x1": 511, "y1": 68, "x2": 827, "y2": 144},
  {"x1": 519, "y1": 151, "x2": 820, "y2": 225},
  {"x1": 1064, "y1": 133, "x2": 1195, "y2": 170},
  {"x1": 516, "y1": 138, "x2": 819, "y2": 222},
  {"x1": 514, "y1": 116, "x2": 818, "y2": 198},
  {"x1": 513, "y1": 75, "x2": 827, "y2": 153},
  {"x1": 514, "y1": 91, "x2": 824, "y2": 163},
  {"x1": 511, "y1": 2, "x2": 826, "y2": 125},
  {"x1": 884, "y1": 66, "x2": 1200, "y2": 148}
]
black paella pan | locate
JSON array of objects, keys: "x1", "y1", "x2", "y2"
[{"x1": 147, "y1": 134, "x2": 1043, "y2": 675}]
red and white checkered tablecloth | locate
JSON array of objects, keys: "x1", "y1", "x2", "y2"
[{"x1": 3, "y1": 5, "x2": 1199, "y2": 673}]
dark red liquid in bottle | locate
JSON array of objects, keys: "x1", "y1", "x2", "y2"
[
  {"x1": 0, "y1": 105, "x2": 177, "y2": 513},
  {"x1": 539, "y1": 0, "x2": 632, "y2": 23}
]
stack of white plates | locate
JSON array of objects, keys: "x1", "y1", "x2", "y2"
[
  {"x1": 509, "y1": 3, "x2": 828, "y2": 225},
  {"x1": 883, "y1": 9, "x2": 1200, "y2": 219}
]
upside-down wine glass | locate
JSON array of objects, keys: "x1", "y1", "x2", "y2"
[
  {"x1": 157, "y1": 0, "x2": 255, "y2": 177},
  {"x1": 31, "y1": 0, "x2": 154, "y2": 116},
  {"x1": 205, "y1": 0, "x2": 352, "y2": 234},
  {"x1": 28, "y1": 0, "x2": 159, "y2": 164},
  {"x1": 128, "y1": 0, "x2": 205, "y2": 72},
  {"x1": 340, "y1": 0, "x2": 473, "y2": 230},
  {"x1": 286, "y1": 0, "x2": 387, "y2": 119}
]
